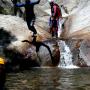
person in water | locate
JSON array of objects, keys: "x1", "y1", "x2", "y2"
[{"x1": 0, "y1": 57, "x2": 6, "y2": 90}]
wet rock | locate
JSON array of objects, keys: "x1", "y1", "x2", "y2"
[
  {"x1": 23, "y1": 40, "x2": 60, "y2": 67},
  {"x1": 52, "y1": 43, "x2": 60, "y2": 66},
  {"x1": 80, "y1": 39, "x2": 90, "y2": 66},
  {"x1": 66, "y1": 39, "x2": 88, "y2": 67},
  {"x1": 76, "y1": 58, "x2": 88, "y2": 67}
]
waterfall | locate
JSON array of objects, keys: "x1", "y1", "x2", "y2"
[{"x1": 58, "y1": 41, "x2": 79, "y2": 69}]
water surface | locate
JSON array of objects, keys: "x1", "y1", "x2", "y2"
[{"x1": 6, "y1": 67, "x2": 90, "y2": 90}]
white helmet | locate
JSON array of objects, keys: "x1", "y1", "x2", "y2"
[{"x1": 48, "y1": 0, "x2": 54, "y2": 3}]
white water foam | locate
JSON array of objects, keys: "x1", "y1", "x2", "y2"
[{"x1": 58, "y1": 41, "x2": 79, "y2": 69}]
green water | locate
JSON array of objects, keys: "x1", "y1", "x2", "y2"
[{"x1": 6, "y1": 67, "x2": 90, "y2": 90}]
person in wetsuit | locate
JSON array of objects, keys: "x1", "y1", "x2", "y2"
[{"x1": 13, "y1": 0, "x2": 40, "y2": 36}]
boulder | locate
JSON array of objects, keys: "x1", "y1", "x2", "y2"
[{"x1": 0, "y1": 14, "x2": 60, "y2": 69}]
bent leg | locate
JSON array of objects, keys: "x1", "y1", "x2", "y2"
[
  {"x1": 26, "y1": 20, "x2": 37, "y2": 34},
  {"x1": 30, "y1": 26, "x2": 37, "y2": 34}
]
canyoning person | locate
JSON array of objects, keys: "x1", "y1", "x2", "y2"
[
  {"x1": 49, "y1": 0, "x2": 62, "y2": 38},
  {"x1": 0, "y1": 57, "x2": 6, "y2": 90},
  {"x1": 49, "y1": 0, "x2": 68, "y2": 38},
  {"x1": 12, "y1": 0, "x2": 40, "y2": 38}
]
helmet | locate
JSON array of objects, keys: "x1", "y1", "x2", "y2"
[
  {"x1": 48, "y1": 0, "x2": 54, "y2": 3},
  {"x1": 49, "y1": 0, "x2": 54, "y2": 6},
  {"x1": 0, "y1": 57, "x2": 5, "y2": 64}
]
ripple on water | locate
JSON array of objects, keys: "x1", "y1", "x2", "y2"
[{"x1": 6, "y1": 67, "x2": 90, "y2": 90}]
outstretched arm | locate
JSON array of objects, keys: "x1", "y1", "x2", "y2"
[
  {"x1": 12, "y1": 0, "x2": 40, "y2": 7},
  {"x1": 15, "y1": 3, "x2": 25, "y2": 7},
  {"x1": 11, "y1": 0, "x2": 25, "y2": 7},
  {"x1": 30, "y1": 0, "x2": 40, "y2": 5}
]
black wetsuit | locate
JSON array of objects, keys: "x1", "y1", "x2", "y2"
[{"x1": 15, "y1": 0, "x2": 40, "y2": 34}]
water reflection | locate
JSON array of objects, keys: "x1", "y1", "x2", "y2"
[{"x1": 6, "y1": 67, "x2": 90, "y2": 90}]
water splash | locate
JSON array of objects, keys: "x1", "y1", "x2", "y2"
[{"x1": 58, "y1": 41, "x2": 79, "y2": 69}]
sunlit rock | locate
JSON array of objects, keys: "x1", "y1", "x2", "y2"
[
  {"x1": 63, "y1": 0, "x2": 90, "y2": 39},
  {"x1": 1, "y1": 0, "x2": 90, "y2": 68},
  {"x1": 0, "y1": 14, "x2": 60, "y2": 68}
]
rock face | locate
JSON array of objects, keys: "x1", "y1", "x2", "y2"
[
  {"x1": 0, "y1": 15, "x2": 31, "y2": 53},
  {"x1": 80, "y1": 40, "x2": 90, "y2": 66},
  {"x1": 0, "y1": 0, "x2": 60, "y2": 69},
  {"x1": 0, "y1": 14, "x2": 60, "y2": 69},
  {"x1": 0, "y1": 0, "x2": 13, "y2": 14},
  {"x1": 1, "y1": 0, "x2": 90, "y2": 39},
  {"x1": 0, "y1": 0, "x2": 60, "y2": 68},
  {"x1": 66, "y1": 39, "x2": 88, "y2": 67},
  {"x1": 61, "y1": 0, "x2": 90, "y2": 66},
  {"x1": 0, "y1": 0, "x2": 90, "y2": 68},
  {"x1": 63, "y1": 0, "x2": 90, "y2": 39}
]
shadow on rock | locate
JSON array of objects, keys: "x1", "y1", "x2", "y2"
[{"x1": 0, "y1": 28, "x2": 40, "y2": 71}]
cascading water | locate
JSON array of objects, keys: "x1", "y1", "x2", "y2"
[{"x1": 58, "y1": 41, "x2": 79, "y2": 68}]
